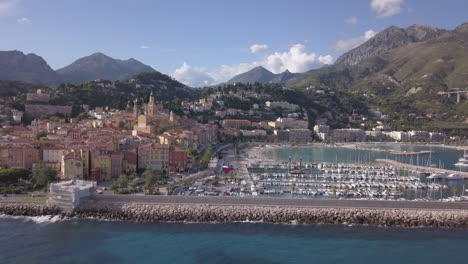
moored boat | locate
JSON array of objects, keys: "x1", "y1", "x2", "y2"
[{"x1": 454, "y1": 150, "x2": 468, "y2": 167}]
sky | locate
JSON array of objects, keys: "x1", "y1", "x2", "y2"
[{"x1": 0, "y1": 0, "x2": 467, "y2": 87}]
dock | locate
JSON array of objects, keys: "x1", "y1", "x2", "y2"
[
  {"x1": 389, "y1": 150, "x2": 433, "y2": 156},
  {"x1": 376, "y1": 159, "x2": 468, "y2": 178}
]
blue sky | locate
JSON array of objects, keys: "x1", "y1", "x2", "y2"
[{"x1": 0, "y1": 0, "x2": 467, "y2": 86}]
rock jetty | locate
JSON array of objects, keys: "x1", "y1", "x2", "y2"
[{"x1": 2, "y1": 202, "x2": 468, "y2": 228}]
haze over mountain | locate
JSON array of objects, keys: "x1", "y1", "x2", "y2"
[
  {"x1": 0, "y1": 51, "x2": 156, "y2": 85},
  {"x1": 56, "y1": 52, "x2": 156, "y2": 83}
]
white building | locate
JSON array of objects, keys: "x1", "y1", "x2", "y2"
[{"x1": 265, "y1": 101, "x2": 299, "y2": 111}]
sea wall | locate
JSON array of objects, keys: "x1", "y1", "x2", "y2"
[
  {"x1": 0, "y1": 202, "x2": 60, "y2": 216},
  {"x1": 1, "y1": 202, "x2": 468, "y2": 228}
]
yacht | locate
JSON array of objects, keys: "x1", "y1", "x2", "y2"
[
  {"x1": 427, "y1": 173, "x2": 445, "y2": 180},
  {"x1": 446, "y1": 173, "x2": 465, "y2": 180},
  {"x1": 454, "y1": 150, "x2": 468, "y2": 167}
]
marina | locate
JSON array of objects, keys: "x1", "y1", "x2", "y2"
[
  {"x1": 247, "y1": 160, "x2": 461, "y2": 200},
  {"x1": 230, "y1": 144, "x2": 468, "y2": 201}
]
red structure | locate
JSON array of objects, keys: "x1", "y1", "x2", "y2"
[{"x1": 169, "y1": 147, "x2": 188, "y2": 172}]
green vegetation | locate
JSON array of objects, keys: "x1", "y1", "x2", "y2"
[
  {"x1": 0, "y1": 186, "x2": 26, "y2": 194},
  {"x1": 109, "y1": 174, "x2": 141, "y2": 194},
  {"x1": 5, "y1": 72, "x2": 196, "y2": 119},
  {"x1": 284, "y1": 28, "x2": 468, "y2": 129},
  {"x1": 24, "y1": 197, "x2": 48, "y2": 202},
  {"x1": 0, "y1": 168, "x2": 31, "y2": 184},
  {"x1": 200, "y1": 146, "x2": 214, "y2": 168},
  {"x1": 143, "y1": 168, "x2": 167, "y2": 195},
  {"x1": 31, "y1": 165, "x2": 57, "y2": 188}
]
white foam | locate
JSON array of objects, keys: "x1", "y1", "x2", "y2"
[{"x1": 0, "y1": 214, "x2": 66, "y2": 224}]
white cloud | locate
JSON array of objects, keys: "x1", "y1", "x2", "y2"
[
  {"x1": 172, "y1": 62, "x2": 215, "y2": 87},
  {"x1": 250, "y1": 44, "x2": 268, "y2": 53},
  {"x1": 140, "y1": 45, "x2": 149, "y2": 49},
  {"x1": 345, "y1": 17, "x2": 358, "y2": 25},
  {"x1": 371, "y1": 0, "x2": 404, "y2": 17},
  {"x1": 0, "y1": 0, "x2": 19, "y2": 15},
  {"x1": 172, "y1": 44, "x2": 333, "y2": 87},
  {"x1": 17, "y1": 16, "x2": 29, "y2": 24},
  {"x1": 318, "y1": 55, "x2": 334, "y2": 65},
  {"x1": 264, "y1": 44, "x2": 332, "y2": 73},
  {"x1": 331, "y1": 30, "x2": 377, "y2": 52}
]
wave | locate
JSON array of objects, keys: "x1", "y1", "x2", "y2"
[{"x1": 0, "y1": 214, "x2": 67, "y2": 224}]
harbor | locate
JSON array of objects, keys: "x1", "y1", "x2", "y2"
[
  {"x1": 246, "y1": 160, "x2": 462, "y2": 200},
  {"x1": 203, "y1": 144, "x2": 468, "y2": 201}
]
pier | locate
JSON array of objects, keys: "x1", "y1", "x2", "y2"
[{"x1": 376, "y1": 159, "x2": 468, "y2": 178}]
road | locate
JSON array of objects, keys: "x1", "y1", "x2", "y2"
[{"x1": 92, "y1": 194, "x2": 468, "y2": 210}]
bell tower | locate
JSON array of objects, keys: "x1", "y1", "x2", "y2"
[{"x1": 148, "y1": 91, "x2": 157, "y2": 115}]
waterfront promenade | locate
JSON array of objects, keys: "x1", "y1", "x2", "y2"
[
  {"x1": 376, "y1": 159, "x2": 468, "y2": 178},
  {"x1": 91, "y1": 194, "x2": 468, "y2": 210}
]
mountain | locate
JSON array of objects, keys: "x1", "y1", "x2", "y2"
[
  {"x1": 56, "y1": 52, "x2": 155, "y2": 83},
  {"x1": 287, "y1": 22, "x2": 468, "y2": 122},
  {"x1": 227, "y1": 66, "x2": 276, "y2": 84},
  {"x1": 0, "y1": 50, "x2": 58, "y2": 85},
  {"x1": 335, "y1": 24, "x2": 446, "y2": 66},
  {"x1": 270, "y1": 69, "x2": 297, "y2": 83}
]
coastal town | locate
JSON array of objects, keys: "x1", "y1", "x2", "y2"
[
  {"x1": 3, "y1": 1, "x2": 468, "y2": 263},
  {"x1": 0, "y1": 80, "x2": 466, "y2": 209}
]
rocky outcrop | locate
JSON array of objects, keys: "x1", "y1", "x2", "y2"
[
  {"x1": 335, "y1": 24, "x2": 446, "y2": 66},
  {"x1": 2, "y1": 202, "x2": 468, "y2": 228}
]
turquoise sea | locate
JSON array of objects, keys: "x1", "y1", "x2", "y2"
[
  {"x1": 264, "y1": 143, "x2": 467, "y2": 172},
  {"x1": 1, "y1": 217, "x2": 468, "y2": 264}
]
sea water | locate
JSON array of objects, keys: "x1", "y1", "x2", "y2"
[
  {"x1": 1, "y1": 217, "x2": 468, "y2": 264},
  {"x1": 264, "y1": 143, "x2": 466, "y2": 171}
]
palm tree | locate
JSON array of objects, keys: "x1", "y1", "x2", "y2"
[
  {"x1": 385, "y1": 189, "x2": 391, "y2": 199},
  {"x1": 344, "y1": 185, "x2": 350, "y2": 198},
  {"x1": 439, "y1": 185, "x2": 444, "y2": 200},
  {"x1": 398, "y1": 185, "x2": 404, "y2": 194},
  {"x1": 332, "y1": 185, "x2": 337, "y2": 198}
]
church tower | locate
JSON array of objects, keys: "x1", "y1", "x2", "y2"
[
  {"x1": 147, "y1": 91, "x2": 157, "y2": 115},
  {"x1": 169, "y1": 111, "x2": 174, "y2": 123},
  {"x1": 133, "y1": 99, "x2": 139, "y2": 117}
]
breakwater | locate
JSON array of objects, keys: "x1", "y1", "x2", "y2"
[
  {"x1": 2, "y1": 201, "x2": 468, "y2": 228},
  {"x1": 376, "y1": 159, "x2": 468, "y2": 177}
]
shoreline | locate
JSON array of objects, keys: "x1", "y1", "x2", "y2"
[{"x1": 1, "y1": 201, "x2": 468, "y2": 228}]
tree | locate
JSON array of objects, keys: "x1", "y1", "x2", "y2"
[
  {"x1": 35, "y1": 131, "x2": 48, "y2": 140},
  {"x1": 452, "y1": 186, "x2": 458, "y2": 197},
  {"x1": 332, "y1": 185, "x2": 337, "y2": 198},
  {"x1": 385, "y1": 189, "x2": 391, "y2": 199},
  {"x1": 187, "y1": 148, "x2": 199, "y2": 160},
  {"x1": 144, "y1": 168, "x2": 158, "y2": 194},
  {"x1": 118, "y1": 120, "x2": 125, "y2": 130},
  {"x1": 31, "y1": 165, "x2": 57, "y2": 188},
  {"x1": 116, "y1": 174, "x2": 129, "y2": 189},
  {"x1": 129, "y1": 177, "x2": 140, "y2": 190},
  {"x1": 439, "y1": 185, "x2": 444, "y2": 200},
  {"x1": 109, "y1": 183, "x2": 118, "y2": 192},
  {"x1": 201, "y1": 146, "x2": 214, "y2": 168},
  {"x1": 0, "y1": 168, "x2": 31, "y2": 184}
]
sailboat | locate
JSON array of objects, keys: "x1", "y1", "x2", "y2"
[{"x1": 454, "y1": 150, "x2": 468, "y2": 167}]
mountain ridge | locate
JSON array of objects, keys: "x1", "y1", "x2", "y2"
[
  {"x1": 56, "y1": 52, "x2": 156, "y2": 83},
  {"x1": 335, "y1": 24, "x2": 447, "y2": 66},
  {"x1": 0, "y1": 50, "x2": 157, "y2": 85}
]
